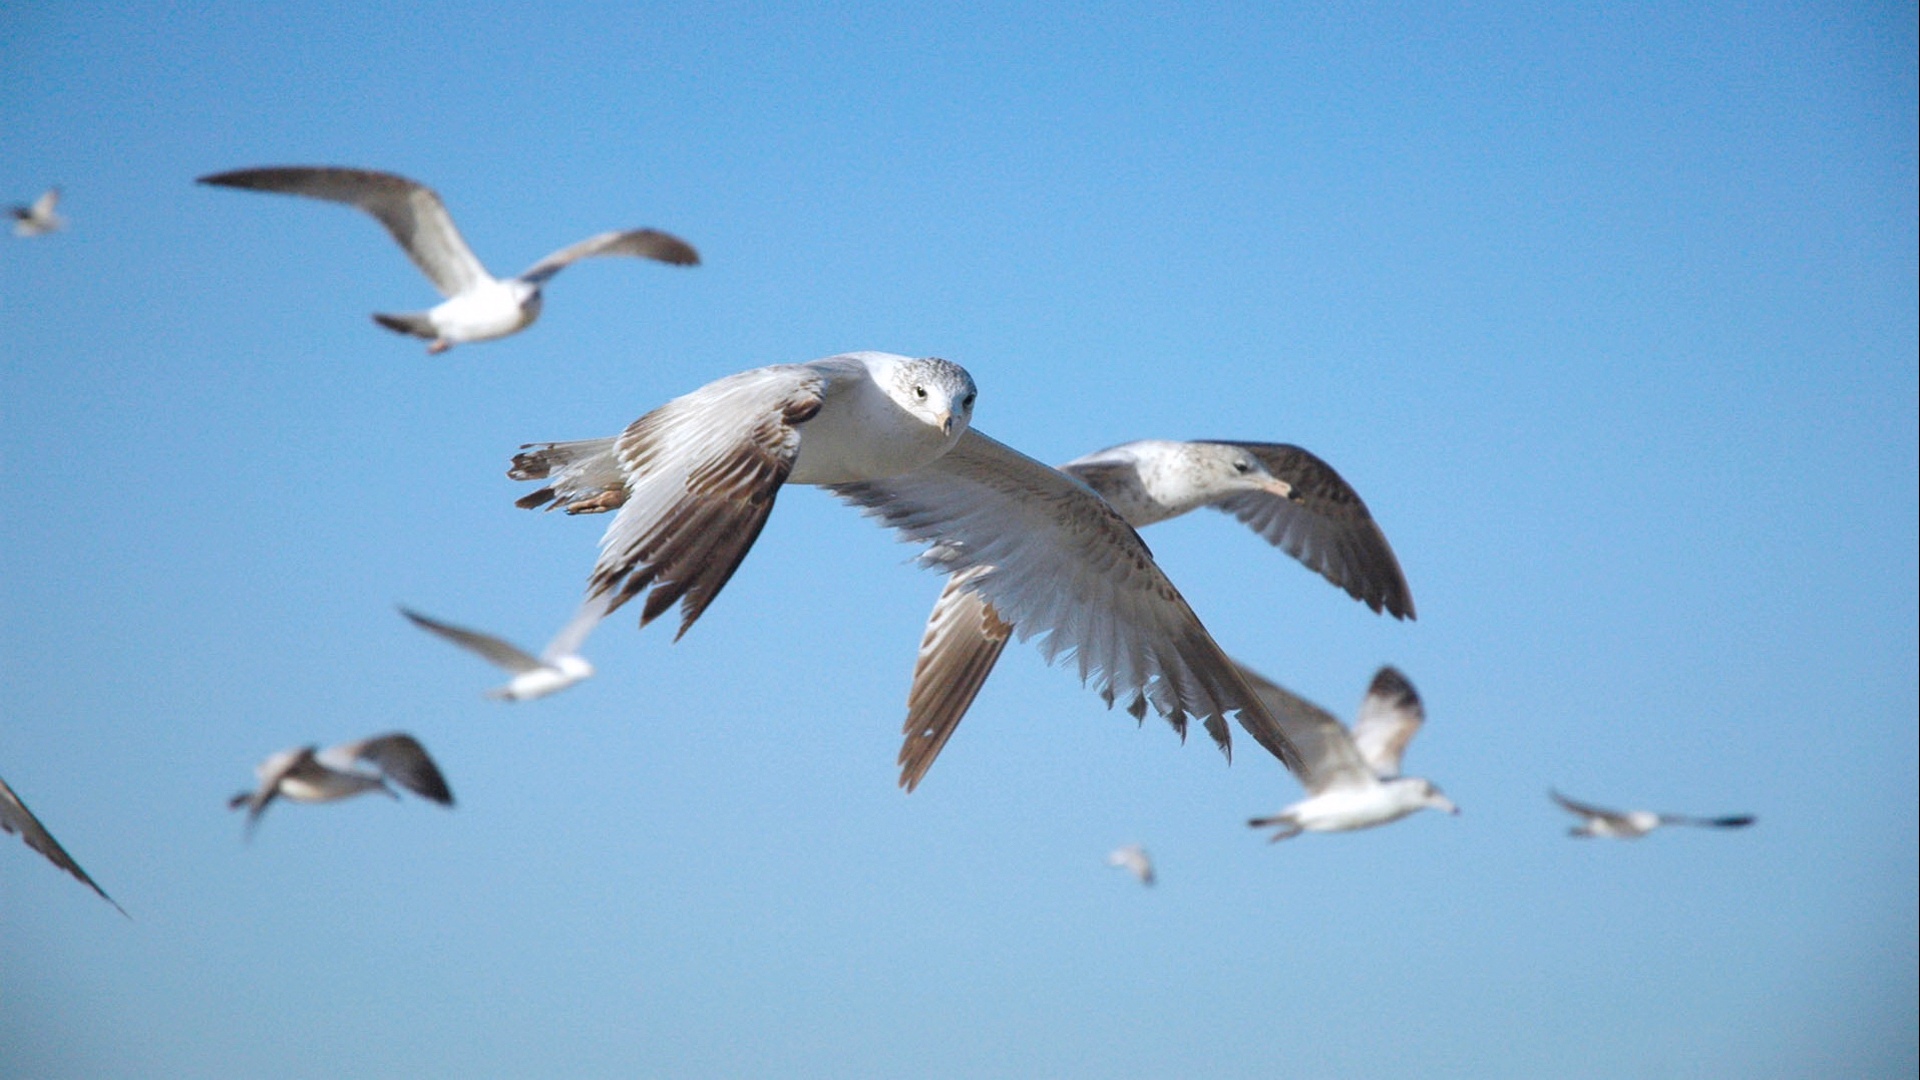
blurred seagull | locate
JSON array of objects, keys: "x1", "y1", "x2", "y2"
[
  {"x1": 401, "y1": 597, "x2": 605, "y2": 701},
  {"x1": 509, "y1": 352, "x2": 1299, "y2": 772},
  {"x1": 196, "y1": 166, "x2": 698, "y2": 353},
  {"x1": 10, "y1": 187, "x2": 65, "y2": 236},
  {"x1": 1551, "y1": 790, "x2": 1755, "y2": 839},
  {"x1": 895, "y1": 438, "x2": 1413, "y2": 790},
  {"x1": 1245, "y1": 664, "x2": 1458, "y2": 841},
  {"x1": 1106, "y1": 843, "x2": 1156, "y2": 886},
  {"x1": 230, "y1": 733, "x2": 453, "y2": 836},
  {"x1": 1, "y1": 773, "x2": 126, "y2": 916}
]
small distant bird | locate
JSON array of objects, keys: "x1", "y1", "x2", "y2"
[
  {"x1": 1550, "y1": 790, "x2": 1755, "y2": 839},
  {"x1": 401, "y1": 597, "x2": 604, "y2": 701},
  {"x1": 1106, "y1": 843, "x2": 1156, "y2": 886},
  {"x1": 1245, "y1": 665, "x2": 1458, "y2": 841},
  {"x1": 1, "y1": 773, "x2": 126, "y2": 916},
  {"x1": 196, "y1": 166, "x2": 698, "y2": 353},
  {"x1": 10, "y1": 187, "x2": 65, "y2": 236},
  {"x1": 230, "y1": 733, "x2": 453, "y2": 836}
]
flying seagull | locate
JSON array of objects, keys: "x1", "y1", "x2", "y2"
[
  {"x1": 509, "y1": 352, "x2": 1300, "y2": 773},
  {"x1": 1550, "y1": 790, "x2": 1755, "y2": 839},
  {"x1": 401, "y1": 596, "x2": 605, "y2": 701},
  {"x1": 230, "y1": 733, "x2": 453, "y2": 836},
  {"x1": 10, "y1": 187, "x2": 65, "y2": 236},
  {"x1": 1245, "y1": 664, "x2": 1457, "y2": 841},
  {"x1": 1, "y1": 772, "x2": 126, "y2": 916},
  {"x1": 196, "y1": 166, "x2": 698, "y2": 353},
  {"x1": 1106, "y1": 843, "x2": 1156, "y2": 886},
  {"x1": 893, "y1": 438, "x2": 1412, "y2": 790}
]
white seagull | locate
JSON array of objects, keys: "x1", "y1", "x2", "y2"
[
  {"x1": 1245, "y1": 664, "x2": 1458, "y2": 841},
  {"x1": 230, "y1": 732, "x2": 453, "y2": 836},
  {"x1": 1, "y1": 772, "x2": 126, "y2": 916},
  {"x1": 401, "y1": 597, "x2": 605, "y2": 701},
  {"x1": 10, "y1": 187, "x2": 65, "y2": 236},
  {"x1": 509, "y1": 352, "x2": 1300, "y2": 772},
  {"x1": 894, "y1": 438, "x2": 1413, "y2": 790},
  {"x1": 1106, "y1": 843, "x2": 1156, "y2": 886},
  {"x1": 1551, "y1": 790, "x2": 1755, "y2": 839},
  {"x1": 196, "y1": 166, "x2": 698, "y2": 353}
]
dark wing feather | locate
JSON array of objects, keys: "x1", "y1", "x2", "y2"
[{"x1": 0, "y1": 773, "x2": 127, "y2": 916}]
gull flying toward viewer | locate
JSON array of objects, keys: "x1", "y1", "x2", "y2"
[
  {"x1": 1106, "y1": 843, "x2": 1156, "y2": 886},
  {"x1": 1, "y1": 772, "x2": 126, "y2": 916},
  {"x1": 1245, "y1": 664, "x2": 1457, "y2": 841},
  {"x1": 509, "y1": 352, "x2": 1300, "y2": 773},
  {"x1": 1551, "y1": 790, "x2": 1754, "y2": 839},
  {"x1": 197, "y1": 166, "x2": 698, "y2": 353},
  {"x1": 230, "y1": 733, "x2": 453, "y2": 836},
  {"x1": 10, "y1": 187, "x2": 65, "y2": 236},
  {"x1": 401, "y1": 597, "x2": 605, "y2": 701}
]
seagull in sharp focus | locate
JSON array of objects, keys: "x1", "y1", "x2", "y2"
[
  {"x1": 196, "y1": 166, "x2": 698, "y2": 353},
  {"x1": 509, "y1": 352, "x2": 1299, "y2": 773},
  {"x1": 1106, "y1": 843, "x2": 1156, "y2": 886},
  {"x1": 10, "y1": 187, "x2": 65, "y2": 236},
  {"x1": 1, "y1": 772, "x2": 126, "y2": 916},
  {"x1": 401, "y1": 597, "x2": 605, "y2": 701},
  {"x1": 895, "y1": 438, "x2": 1412, "y2": 791},
  {"x1": 230, "y1": 733, "x2": 453, "y2": 836},
  {"x1": 1245, "y1": 664, "x2": 1457, "y2": 841},
  {"x1": 1551, "y1": 790, "x2": 1755, "y2": 839}
]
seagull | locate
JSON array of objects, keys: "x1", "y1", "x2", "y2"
[
  {"x1": 230, "y1": 733, "x2": 453, "y2": 836},
  {"x1": 1106, "y1": 843, "x2": 1156, "y2": 886},
  {"x1": 509, "y1": 352, "x2": 1300, "y2": 773},
  {"x1": 894, "y1": 438, "x2": 1413, "y2": 790},
  {"x1": 1245, "y1": 664, "x2": 1458, "y2": 841},
  {"x1": 1, "y1": 772, "x2": 126, "y2": 916},
  {"x1": 401, "y1": 596, "x2": 605, "y2": 701},
  {"x1": 10, "y1": 187, "x2": 65, "y2": 236},
  {"x1": 1550, "y1": 790, "x2": 1755, "y2": 839},
  {"x1": 196, "y1": 166, "x2": 698, "y2": 353}
]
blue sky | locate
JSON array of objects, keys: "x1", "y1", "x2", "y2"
[{"x1": 2, "y1": 2, "x2": 1915, "y2": 1077}]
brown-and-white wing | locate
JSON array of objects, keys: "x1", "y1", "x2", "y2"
[
  {"x1": 583, "y1": 365, "x2": 828, "y2": 639},
  {"x1": 897, "y1": 567, "x2": 1014, "y2": 791},
  {"x1": 1231, "y1": 662, "x2": 1375, "y2": 794},
  {"x1": 197, "y1": 166, "x2": 489, "y2": 298},
  {"x1": 1348, "y1": 665, "x2": 1425, "y2": 777},
  {"x1": 1550, "y1": 789, "x2": 1629, "y2": 829},
  {"x1": 400, "y1": 608, "x2": 546, "y2": 674},
  {"x1": 331, "y1": 733, "x2": 454, "y2": 806},
  {"x1": 517, "y1": 228, "x2": 701, "y2": 284},
  {"x1": 1209, "y1": 442, "x2": 1415, "y2": 620},
  {"x1": 833, "y1": 429, "x2": 1303, "y2": 775},
  {"x1": 0, "y1": 773, "x2": 126, "y2": 915}
]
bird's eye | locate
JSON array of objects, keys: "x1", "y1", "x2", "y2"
[
  {"x1": 1234, "y1": 459, "x2": 1252, "y2": 474},
  {"x1": 962, "y1": 392, "x2": 976, "y2": 409},
  {"x1": 914, "y1": 385, "x2": 928, "y2": 400}
]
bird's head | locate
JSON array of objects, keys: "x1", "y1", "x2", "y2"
[{"x1": 890, "y1": 356, "x2": 978, "y2": 440}]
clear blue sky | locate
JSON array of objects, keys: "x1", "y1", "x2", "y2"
[{"x1": 3, "y1": 3, "x2": 1915, "y2": 1077}]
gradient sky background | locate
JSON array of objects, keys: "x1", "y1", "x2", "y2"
[{"x1": 2, "y1": 3, "x2": 1915, "y2": 1077}]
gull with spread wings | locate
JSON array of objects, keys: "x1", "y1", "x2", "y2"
[
  {"x1": 1, "y1": 772, "x2": 126, "y2": 916},
  {"x1": 401, "y1": 596, "x2": 606, "y2": 701},
  {"x1": 1550, "y1": 790, "x2": 1754, "y2": 839},
  {"x1": 10, "y1": 187, "x2": 65, "y2": 237},
  {"x1": 230, "y1": 733, "x2": 454, "y2": 837}
]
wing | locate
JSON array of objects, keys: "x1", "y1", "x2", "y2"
[
  {"x1": 509, "y1": 437, "x2": 627, "y2": 514},
  {"x1": 1550, "y1": 789, "x2": 1627, "y2": 827},
  {"x1": 579, "y1": 365, "x2": 828, "y2": 639},
  {"x1": 1207, "y1": 442, "x2": 1415, "y2": 620},
  {"x1": 1661, "y1": 812, "x2": 1757, "y2": 829},
  {"x1": 197, "y1": 167, "x2": 489, "y2": 298},
  {"x1": 400, "y1": 607, "x2": 545, "y2": 673},
  {"x1": 335, "y1": 734, "x2": 454, "y2": 806},
  {"x1": 32, "y1": 187, "x2": 60, "y2": 217},
  {"x1": 516, "y1": 228, "x2": 701, "y2": 284},
  {"x1": 538, "y1": 593, "x2": 612, "y2": 662},
  {"x1": 0, "y1": 773, "x2": 126, "y2": 916},
  {"x1": 1231, "y1": 662, "x2": 1375, "y2": 794},
  {"x1": 833, "y1": 429, "x2": 1303, "y2": 775},
  {"x1": 896, "y1": 568, "x2": 1014, "y2": 791},
  {"x1": 1348, "y1": 665, "x2": 1425, "y2": 777}
]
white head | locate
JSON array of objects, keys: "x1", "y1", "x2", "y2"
[
  {"x1": 883, "y1": 355, "x2": 978, "y2": 439},
  {"x1": 1136, "y1": 441, "x2": 1295, "y2": 517}
]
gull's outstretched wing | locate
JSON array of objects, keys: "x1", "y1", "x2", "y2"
[
  {"x1": 539, "y1": 593, "x2": 612, "y2": 662},
  {"x1": 31, "y1": 187, "x2": 60, "y2": 218},
  {"x1": 1348, "y1": 666, "x2": 1425, "y2": 778},
  {"x1": 198, "y1": 167, "x2": 489, "y2": 298},
  {"x1": 580, "y1": 364, "x2": 829, "y2": 639},
  {"x1": 0, "y1": 773, "x2": 126, "y2": 916},
  {"x1": 1660, "y1": 812, "x2": 1757, "y2": 829},
  {"x1": 1550, "y1": 789, "x2": 1628, "y2": 828},
  {"x1": 401, "y1": 608, "x2": 545, "y2": 674},
  {"x1": 510, "y1": 437, "x2": 627, "y2": 514},
  {"x1": 834, "y1": 429, "x2": 1302, "y2": 774},
  {"x1": 1232, "y1": 662, "x2": 1374, "y2": 794},
  {"x1": 1207, "y1": 442, "x2": 1415, "y2": 620},
  {"x1": 896, "y1": 568, "x2": 1014, "y2": 791},
  {"x1": 517, "y1": 228, "x2": 700, "y2": 284},
  {"x1": 329, "y1": 734, "x2": 454, "y2": 806}
]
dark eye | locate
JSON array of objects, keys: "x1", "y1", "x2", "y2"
[
  {"x1": 962, "y1": 392, "x2": 976, "y2": 409},
  {"x1": 914, "y1": 385, "x2": 928, "y2": 400},
  {"x1": 1234, "y1": 459, "x2": 1252, "y2": 474}
]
